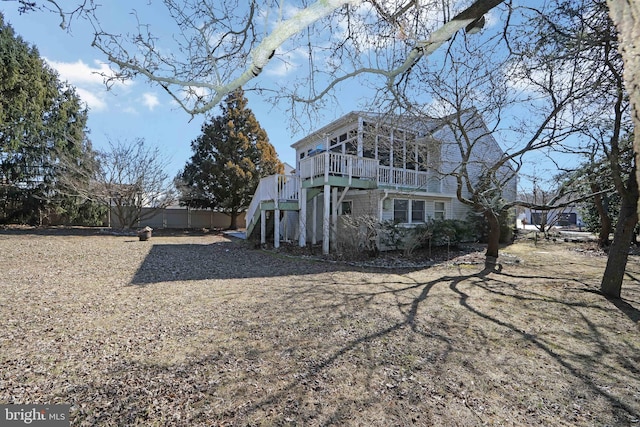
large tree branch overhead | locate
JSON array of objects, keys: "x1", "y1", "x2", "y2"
[{"x1": 84, "y1": 0, "x2": 504, "y2": 117}]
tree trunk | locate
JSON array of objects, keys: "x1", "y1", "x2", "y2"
[
  {"x1": 229, "y1": 211, "x2": 238, "y2": 230},
  {"x1": 485, "y1": 210, "x2": 501, "y2": 260},
  {"x1": 606, "y1": 1, "x2": 640, "y2": 219},
  {"x1": 600, "y1": 181, "x2": 639, "y2": 299},
  {"x1": 591, "y1": 183, "x2": 612, "y2": 247}
]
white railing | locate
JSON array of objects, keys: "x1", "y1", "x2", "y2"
[
  {"x1": 378, "y1": 166, "x2": 431, "y2": 189},
  {"x1": 299, "y1": 152, "x2": 378, "y2": 181},
  {"x1": 246, "y1": 174, "x2": 301, "y2": 234},
  {"x1": 298, "y1": 152, "x2": 439, "y2": 191}
]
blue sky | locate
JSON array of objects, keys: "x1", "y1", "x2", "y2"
[
  {"x1": 1, "y1": 3, "x2": 366, "y2": 177},
  {"x1": 1, "y1": 1, "x2": 577, "y2": 191}
]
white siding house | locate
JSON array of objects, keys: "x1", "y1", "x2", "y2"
[{"x1": 246, "y1": 111, "x2": 517, "y2": 254}]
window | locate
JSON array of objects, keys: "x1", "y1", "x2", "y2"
[
  {"x1": 393, "y1": 199, "x2": 425, "y2": 224},
  {"x1": 378, "y1": 139, "x2": 390, "y2": 166},
  {"x1": 363, "y1": 147, "x2": 375, "y2": 159},
  {"x1": 394, "y1": 199, "x2": 408, "y2": 223},
  {"x1": 340, "y1": 200, "x2": 352, "y2": 215},
  {"x1": 345, "y1": 140, "x2": 357, "y2": 155},
  {"x1": 406, "y1": 142, "x2": 417, "y2": 171},
  {"x1": 434, "y1": 201, "x2": 446, "y2": 219},
  {"x1": 411, "y1": 200, "x2": 425, "y2": 223},
  {"x1": 417, "y1": 146, "x2": 429, "y2": 172},
  {"x1": 393, "y1": 138, "x2": 405, "y2": 168}
]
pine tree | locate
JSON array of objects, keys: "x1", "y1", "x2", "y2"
[
  {"x1": 178, "y1": 88, "x2": 283, "y2": 229},
  {"x1": 0, "y1": 13, "x2": 95, "y2": 225}
]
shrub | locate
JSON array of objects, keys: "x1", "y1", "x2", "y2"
[
  {"x1": 335, "y1": 214, "x2": 380, "y2": 258},
  {"x1": 381, "y1": 218, "x2": 475, "y2": 256},
  {"x1": 467, "y1": 210, "x2": 515, "y2": 244}
]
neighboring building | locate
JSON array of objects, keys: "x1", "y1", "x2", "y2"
[
  {"x1": 518, "y1": 206, "x2": 584, "y2": 230},
  {"x1": 246, "y1": 111, "x2": 517, "y2": 254}
]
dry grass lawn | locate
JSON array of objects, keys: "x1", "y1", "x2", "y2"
[{"x1": 0, "y1": 228, "x2": 639, "y2": 426}]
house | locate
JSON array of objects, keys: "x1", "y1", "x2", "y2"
[
  {"x1": 246, "y1": 111, "x2": 516, "y2": 254},
  {"x1": 518, "y1": 206, "x2": 584, "y2": 230}
]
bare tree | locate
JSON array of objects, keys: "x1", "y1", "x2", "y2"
[
  {"x1": 606, "y1": 1, "x2": 640, "y2": 214},
  {"x1": 377, "y1": 11, "x2": 598, "y2": 265},
  {"x1": 518, "y1": 175, "x2": 577, "y2": 237},
  {"x1": 525, "y1": 0, "x2": 636, "y2": 299},
  {"x1": 8, "y1": 1, "x2": 640, "y2": 205},
  {"x1": 2, "y1": 0, "x2": 96, "y2": 29},
  {"x1": 12, "y1": 0, "x2": 498, "y2": 121},
  {"x1": 59, "y1": 138, "x2": 176, "y2": 228}
]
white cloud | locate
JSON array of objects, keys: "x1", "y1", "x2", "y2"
[
  {"x1": 45, "y1": 58, "x2": 130, "y2": 88},
  {"x1": 43, "y1": 58, "x2": 134, "y2": 112},
  {"x1": 74, "y1": 88, "x2": 108, "y2": 112},
  {"x1": 142, "y1": 93, "x2": 160, "y2": 111},
  {"x1": 265, "y1": 46, "x2": 307, "y2": 77}
]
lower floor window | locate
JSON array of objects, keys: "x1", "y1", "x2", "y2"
[
  {"x1": 393, "y1": 199, "x2": 408, "y2": 223},
  {"x1": 434, "y1": 201, "x2": 446, "y2": 219},
  {"x1": 394, "y1": 199, "x2": 426, "y2": 224},
  {"x1": 340, "y1": 200, "x2": 352, "y2": 215},
  {"x1": 411, "y1": 200, "x2": 425, "y2": 223}
]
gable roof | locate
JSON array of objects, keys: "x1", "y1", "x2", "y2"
[{"x1": 291, "y1": 110, "x2": 460, "y2": 150}]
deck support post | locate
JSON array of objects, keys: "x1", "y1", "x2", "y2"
[
  {"x1": 323, "y1": 184, "x2": 330, "y2": 254},
  {"x1": 274, "y1": 208, "x2": 280, "y2": 249},
  {"x1": 312, "y1": 196, "x2": 317, "y2": 245},
  {"x1": 260, "y1": 209, "x2": 266, "y2": 245},
  {"x1": 331, "y1": 187, "x2": 338, "y2": 252},
  {"x1": 299, "y1": 187, "x2": 307, "y2": 247}
]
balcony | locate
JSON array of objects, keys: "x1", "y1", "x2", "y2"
[
  {"x1": 299, "y1": 152, "x2": 436, "y2": 191},
  {"x1": 299, "y1": 152, "x2": 378, "y2": 183}
]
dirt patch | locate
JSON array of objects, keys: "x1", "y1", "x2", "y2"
[{"x1": 0, "y1": 229, "x2": 639, "y2": 426}]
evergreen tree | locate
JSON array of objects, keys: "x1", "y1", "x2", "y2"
[
  {"x1": 0, "y1": 13, "x2": 95, "y2": 224},
  {"x1": 178, "y1": 88, "x2": 283, "y2": 229}
]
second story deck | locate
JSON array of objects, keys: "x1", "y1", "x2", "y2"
[
  {"x1": 246, "y1": 152, "x2": 447, "y2": 238},
  {"x1": 299, "y1": 152, "x2": 442, "y2": 192}
]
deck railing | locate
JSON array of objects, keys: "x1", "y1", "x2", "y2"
[
  {"x1": 248, "y1": 155, "x2": 442, "y2": 233},
  {"x1": 299, "y1": 152, "x2": 435, "y2": 190},
  {"x1": 299, "y1": 152, "x2": 378, "y2": 181},
  {"x1": 246, "y1": 174, "x2": 301, "y2": 234},
  {"x1": 377, "y1": 166, "x2": 431, "y2": 189}
]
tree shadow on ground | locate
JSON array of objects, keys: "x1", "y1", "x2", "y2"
[
  {"x1": 68, "y1": 259, "x2": 640, "y2": 425},
  {"x1": 0, "y1": 225, "x2": 105, "y2": 236},
  {"x1": 128, "y1": 240, "x2": 422, "y2": 285},
  {"x1": 452, "y1": 267, "x2": 640, "y2": 422}
]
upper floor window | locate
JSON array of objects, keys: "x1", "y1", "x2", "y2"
[{"x1": 329, "y1": 128, "x2": 358, "y2": 155}]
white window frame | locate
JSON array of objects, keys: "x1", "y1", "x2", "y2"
[
  {"x1": 340, "y1": 200, "x2": 353, "y2": 215},
  {"x1": 434, "y1": 201, "x2": 446, "y2": 220},
  {"x1": 411, "y1": 200, "x2": 425, "y2": 223},
  {"x1": 393, "y1": 198, "x2": 426, "y2": 224}
]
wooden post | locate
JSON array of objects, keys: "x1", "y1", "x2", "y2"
[
  {"x1": 331, "y1": 187, "x2": 338, "y2": 252},
  {"x1": 312, "y1": 196, "x2": 317, "y2": 245},
  {"x1": 299, "y1": 187, "x2": 307, "y2": 247},
  {"x1": 274, "y1": 208, "x2": 280, "y2": 249},
  {"x1": 260, "y1": 209, "x2": 266, "y2": 245},
  {"x1": 274, "y1": 192, "x2": 280, "y2": 249},
  {"x1": 323, "y1": 184, "x2": 330, "y2": 254},
  {"x1": 324, "y1": 152, "x2": 330, "y2": 183}
]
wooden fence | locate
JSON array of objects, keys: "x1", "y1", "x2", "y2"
[{"x1": 109, "y1": 207, "x2": 245, "y2": 229}]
